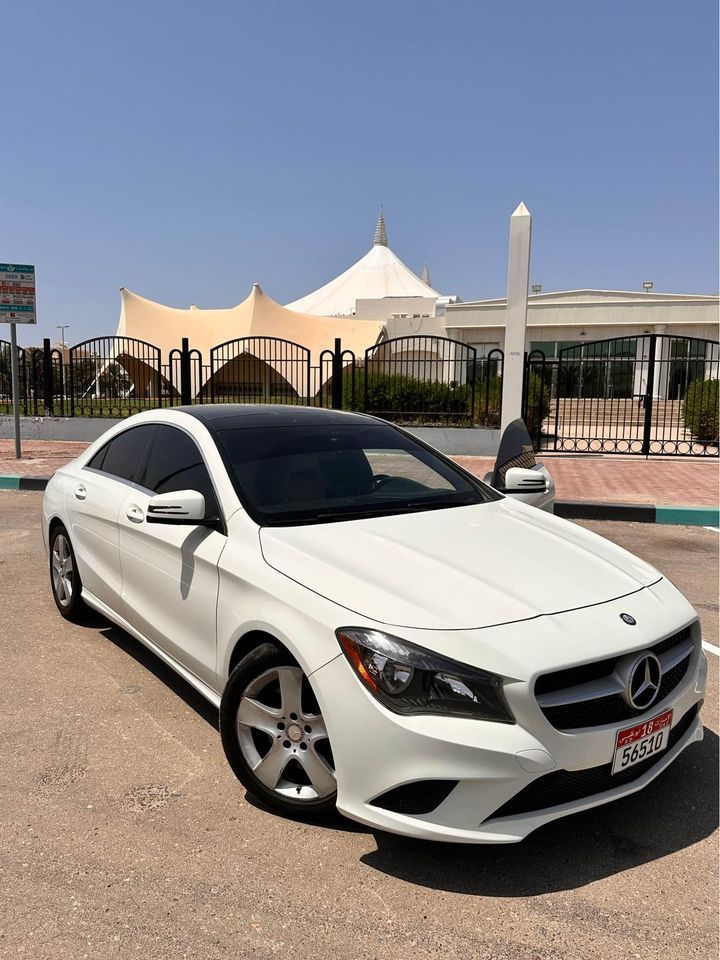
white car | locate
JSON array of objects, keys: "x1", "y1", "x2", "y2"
[{"x1": 42, "y1": 405, "x2": 707, "y2": 843}]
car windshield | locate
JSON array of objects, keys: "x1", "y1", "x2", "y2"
[{"x1": 214, "y1": 421, "x2": 499, "y2": 525}]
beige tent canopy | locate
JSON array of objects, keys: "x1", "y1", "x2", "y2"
[{"x1": 113, "y1": 283, "x2": 385, "y2": 399}]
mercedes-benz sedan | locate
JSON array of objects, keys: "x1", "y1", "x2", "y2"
[{"x1": 42, "y1": 406, "x2": 707, "y2": 842}]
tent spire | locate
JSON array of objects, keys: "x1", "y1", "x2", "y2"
[
  {"x1": 373, "y1": 206, "x2": 388, "y2": 246},
  {"x1": 421, "y1": 260, "x2": 432, "y2": 286}
]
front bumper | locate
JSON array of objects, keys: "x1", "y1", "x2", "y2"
[{"x1": 311, "y1": 605, "x2": 707, "y2": 844}]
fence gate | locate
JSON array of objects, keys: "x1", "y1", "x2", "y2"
[
  {"x1": 209, "y1": 337, "x2": 311, "y2": 404},
  {"x1": 68, "y1": 336, "x2": 163, "y2": 417},
  {"x1": 551, "y1": 334, "x2": 719, "y2": 456}
]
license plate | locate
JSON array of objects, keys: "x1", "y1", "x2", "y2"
[{"x1": 612, "y1": 708, "x2": 674, "y2": 775}]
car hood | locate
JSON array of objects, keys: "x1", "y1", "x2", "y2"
[{"x1": 259, "y1": 498, "x2": 661, "y2": 630}]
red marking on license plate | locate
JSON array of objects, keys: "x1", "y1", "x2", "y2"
[{"x1": 616, "y1": 709, "x2": 673, "y2": 748}]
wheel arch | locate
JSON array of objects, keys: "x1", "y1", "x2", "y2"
[
  {"x1": 227, "y1": 629, "x2": 298, "y2": 678},
  {"x1": 48, "y1": 516, "x2": 67, "y2": 540}
]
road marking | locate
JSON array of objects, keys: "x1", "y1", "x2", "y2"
[{"x1": 702, "y1": 641, "x2": 719, "y2": 657}]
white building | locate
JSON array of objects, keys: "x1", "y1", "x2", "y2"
[
  {"x1": 287, "y1": 212, "x2": 718, "y2": 362},
  {"x1": 445, "y1": 288, "x2": 719, "y2": 358}
]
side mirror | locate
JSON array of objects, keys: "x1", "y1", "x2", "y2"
[
  {"x1": 146, "y1": 489, "x2": 208, "y2": 524},
  {"x1": 503, "y1": 467, "x2": 547, "y2": 493}
]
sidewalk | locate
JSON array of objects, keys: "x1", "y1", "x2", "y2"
[
  {"x1": 0, "y1": 441, "x2": 90, "y2": 479},
  {"x1": 1, "y1": 439, "x2": 718, "y2": 508},
  {"x1": 454, "y1": 454, "x2": 719, "y2": 507}
]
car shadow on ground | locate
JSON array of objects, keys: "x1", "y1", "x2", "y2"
[
  {"x1": 361, "y1": 729, "x2": 719, "y2": 895},
  {"x1": 95, "y1": 619, "x2": 220, "y2": 730},
  {"x1": 89, "y1": 614, "x2": 718, "y2": 895}
]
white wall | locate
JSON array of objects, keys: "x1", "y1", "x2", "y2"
[{"x1": 445, "y1": 291, "x2": 719, "y2": 351}]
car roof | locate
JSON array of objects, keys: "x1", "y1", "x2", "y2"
[{"x1": 177, "y1": 404, "x2": 378, "y2": 430}]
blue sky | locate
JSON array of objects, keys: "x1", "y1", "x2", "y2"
[{"x1": 2, "y1": 0, "x2": 718, "y2": 345}]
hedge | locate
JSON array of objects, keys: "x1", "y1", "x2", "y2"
[
  {"x1": 342, "y1": 369, "x2": 549, "y2": 434},
  {"x1": 523, "y1": 371, "x2": 551, "y2": 436},
  {"x1": 345, "y1": 370, "x2": 472, "y2": 423},
  {"x1": 682, "y1": 379, "x2": 719, "y2": 443}
]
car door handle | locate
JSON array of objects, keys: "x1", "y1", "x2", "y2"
[
  {"x1": 125, "y1": 504, "x2": 144, "y2": 524},
  {"x1": 74, "y1": 485, "x2": 87, "y2": 501}
]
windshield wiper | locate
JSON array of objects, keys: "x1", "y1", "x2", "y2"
[{"x1": 313, "y1": 497, "x2": 477, "y2": 522}]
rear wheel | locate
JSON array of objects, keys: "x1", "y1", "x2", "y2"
[
  {"x1": 220, "y1": 643, "x2": 337, "y2": 818},
  {"x1": 49, "y1": 525, "x2": 87, "y2": 622}
]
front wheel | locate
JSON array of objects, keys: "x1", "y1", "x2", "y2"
[{"x1": 220, "y1": 643, "x2": 337, "y2": 818}]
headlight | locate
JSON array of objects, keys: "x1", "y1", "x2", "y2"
[{"x1": 336, "y1": 628, "x2": 514, "y2": 723}]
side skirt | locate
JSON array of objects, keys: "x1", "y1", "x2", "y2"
[{"x1": 82, "y1": 589, "x2": 223, "y2": 710}]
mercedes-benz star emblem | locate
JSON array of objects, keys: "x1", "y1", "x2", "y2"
[
  {"x1": 624, "y1": 653, "x2": 662, "y2": 711},
  {"x1": 620, "y1": 613, "x2": 637, "y2": 625}
]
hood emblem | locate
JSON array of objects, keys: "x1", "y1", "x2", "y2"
[
  {"x1": 621, "y1": 653, "x2": 662, "y2": 711},
  {"x1": 620, "y1": 613, "x2": 637, "y2": 625}
]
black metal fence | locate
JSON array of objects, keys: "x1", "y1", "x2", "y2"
[
  {"x1": 360, "y1": 336, "x2": 482, "y2": 426},
  {"x1": 520, "y1": 334, "x2": 720, "y2": 457},
  {"x1": 4, "y1": 331, "x2": 718, "y2": 457},
  {"x1": 209, "y1": 336, "x2": 312, "y2": 405},
  {"x1": 0, "y1": 339, "x2": 26, "y2": 415},
  {"x1": 67, "y1": 336, "x2": 163, "y2": 417},
  {"x1": 3, "y1": 333, "x2": 504, "y2": 425},
  {"x1": 549, "y1": 335, "x2": 720, "y2": 456}
]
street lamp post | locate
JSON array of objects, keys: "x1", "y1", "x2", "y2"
[{"x1": 56, "y1": 325, "x2": 70, "y2": 356}]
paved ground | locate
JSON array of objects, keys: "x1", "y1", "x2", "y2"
[
  {"x1": 456, "y1": 455, "x2": 719, "y2": 506},
  {"x1": 1, "y1": 439, "x2": 719, "y2": 506},
  {"x1": 0, "y1": 440, "x2": 90, "y2": 479},
  {"x1": 0, "y1": 491, "x2": 717, "y2": 960}
]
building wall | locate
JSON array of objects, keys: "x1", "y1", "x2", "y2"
[
  {"x1": 355, "y1": 296, "x2": 437, "y2": 322},
  {"x1": 445, "y1": 292, "x2": 719, "y2": 355}
]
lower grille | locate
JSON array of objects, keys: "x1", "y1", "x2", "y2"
[
  {"x1": 485, "y1": 704, "x2": 699, "y2": 823},
  {"x1": 369, "y1": 779, "x2": 458, "y2": 816}
]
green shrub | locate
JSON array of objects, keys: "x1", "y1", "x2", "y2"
[
  {"x1": 472, "y1": 376, "x2": 502, "y2": 428},
  {"x1": 345, "y1": 369, "x2": 473, "y2": 423},
  {"x1": 339, "y1": 367, "x2": 550, "y2": 433},
  {"x1": 524, "y1": 370, "x2": 551, "y2": 436},
  {"x1": 341, "y1": 368, "x2": 550, "y2": 433},
  {"x1": 682, "y1": 379, "x2": 719, "y2": 443}
]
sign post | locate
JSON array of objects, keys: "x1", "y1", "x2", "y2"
[{"x1": 1, "y1": 263, "x2": 37, "y2": 459}]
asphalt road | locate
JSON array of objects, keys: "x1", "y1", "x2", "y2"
[{"x1": 1, "y1": 492, "x2": 717, "y2": 960}]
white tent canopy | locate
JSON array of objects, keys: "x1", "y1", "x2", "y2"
[{"x1": 286, "y1": 211, "x2": 440, "y2": 316}]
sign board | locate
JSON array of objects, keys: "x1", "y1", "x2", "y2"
[{"x1": 0, "y1": 263, "x2": 36, "y2": 323}]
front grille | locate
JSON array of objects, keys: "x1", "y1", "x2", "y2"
[
  {"x1": 485, "y1": 704, "x2": 699, "y2": 823},
  {"x1": 535, "y1": 627, "x2": 694, "y2": 731},
  {"x1": 369, "y1": 780, "x2": 458, "y2": 816}
]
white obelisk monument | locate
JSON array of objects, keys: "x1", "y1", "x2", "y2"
[{"x1": 501, "y1": 202, "x2": 532, "y2": 432}]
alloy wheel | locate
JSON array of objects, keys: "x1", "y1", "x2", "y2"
[
  {"x1": 236, "y1": 666, "x2": 335, "y2": 801},
  {"x1": 51, "y1": 533, "x2": 74, "y2": 608}
]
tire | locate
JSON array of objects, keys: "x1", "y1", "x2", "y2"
[
  {"x1": 220, "y1": 643, "x2": 337, "y2": 819},
  {"x1": 49, "y1": 524, "x2": 88, "y2": 622}
]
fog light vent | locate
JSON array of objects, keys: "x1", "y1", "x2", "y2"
[{"x1": 369, "y1": 780, "x2": 458, "y2": 815}]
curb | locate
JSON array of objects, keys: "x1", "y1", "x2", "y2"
[
  {"x1": 1, "y1": 475, "x2": 718, "y2": 527},
  {"x1": 555, "y1": 500, "x2": 719, "y2": 527},
  {"x1": 0, "y1": 475, "x2": 49, "y2": 491}
]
